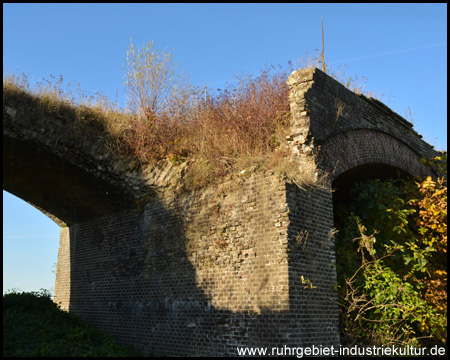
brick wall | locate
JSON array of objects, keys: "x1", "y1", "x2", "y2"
[
  {"x1": 286, "y1": 184, "x2": 339, "y2": 346},
  {"x1": 56, "y1": 171, "x2": 341, "y2": 356},
  {"x1": 287, "y1": 68, "x2": 438, "y2": 180},
  {"x1": 54, "y1": 227, "x2": 70, "y2": 310}
]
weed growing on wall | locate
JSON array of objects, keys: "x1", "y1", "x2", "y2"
[{"x1": 123, "y1": 39, "x2": 183, "y2": 118}]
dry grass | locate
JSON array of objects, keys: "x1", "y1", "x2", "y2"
[{"x1": 6, "y1": 60, "x2": 356, "y2": 192}]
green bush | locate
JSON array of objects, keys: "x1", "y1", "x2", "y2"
[
  {"x1": 3, "y1": 289, "x2": 141, "y2": 357},
  {"x1": 335, "y1": 156, "x2": 447, "y2": 348}
]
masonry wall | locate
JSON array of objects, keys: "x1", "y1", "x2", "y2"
[
  {"x1": 55, "y1": 170, "x2": 339, "y2": 356},
  {"x1": 54, "y1": 227, "x2": 71, "y2": 309},
  {"x1": 286, "y1": 184, "x2": 339, "y2": 346},
  {"x1": 286, "y1": 68, "x2": 438, "y2": 180}
]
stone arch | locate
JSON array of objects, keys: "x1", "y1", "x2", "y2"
[
  {"x1": 318, "y1": 128, "x2": 434, "y2": 182},
  {"x1": 3, "y1": 134, "x2": 136, "y2": 226},
  {"x1": 3, "y1": 91, "x2": 151, "y2": 226}
]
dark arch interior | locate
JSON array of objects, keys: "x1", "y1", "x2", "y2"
[
  {"x1": 3, "y1": 135, "x2": 135, "y2": 226},
  {"x1": 332, "y1": 163, "x2": 411, "y2": 222}
]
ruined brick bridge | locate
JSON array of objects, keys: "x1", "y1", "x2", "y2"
[{"x1": 3, "y1": 68, "x2": 439, "y2": 356}]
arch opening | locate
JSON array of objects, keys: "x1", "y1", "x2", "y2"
[
  {"x1": 3, "y1": 135, "x2": 135, "y2": 226},
  {"x1": 332, "y1": 162, "x2": 411, "y2": 222},
  {"x1": 3, "y1": 190, "x2": 60, "y2": 295},
  {"x1": 331, "y1": 162, "x2": 415, "y2": 346}
]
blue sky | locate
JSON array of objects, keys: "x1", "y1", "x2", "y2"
[{"x1": 3, "y1": 3, "x2": 447, "y2": 294}]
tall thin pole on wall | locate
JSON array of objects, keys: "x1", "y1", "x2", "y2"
[{"x1": 321, "y1": 17, "x2": 327, "y2": 74}]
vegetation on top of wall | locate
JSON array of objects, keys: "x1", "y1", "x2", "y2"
[
  {"x1": 3, "y1": 56, "x2": 316, "y2": 191},
  {"x1": 3, "y1": 38, "x2": 393, "y2": 192},
  {"x1": 3, "y1": 289, "x2": 142, "y2": 357}
]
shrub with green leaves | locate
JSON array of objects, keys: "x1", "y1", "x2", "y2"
[
  {"x1": 3, "y1": 289, "x2": 141, "y2": 357},
  {"x1": 335, "y1": 156, "x2": 447, "y2": 348}
]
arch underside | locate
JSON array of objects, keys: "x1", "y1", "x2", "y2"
[
  {"x1": 319, "y1": 129, "x2": 433, "y2": 182},
  {"x1": 3, "y1": 135, "x2": 135, "y2": 226}
]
